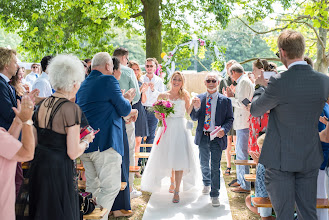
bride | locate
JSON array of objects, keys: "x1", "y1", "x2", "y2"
[{"x1": 141, "y1": 71, "x2": 197, "y2": 203}]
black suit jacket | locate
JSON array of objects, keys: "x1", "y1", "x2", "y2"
[{"x1": 0, "y1": 75, "x2": 17, "y2": 130}]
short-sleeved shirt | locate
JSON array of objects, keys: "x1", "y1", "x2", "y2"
[{"x1": 0, "y1": 128, "x2": 22, "y2": 220}]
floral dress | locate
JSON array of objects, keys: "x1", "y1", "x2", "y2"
[{"x1": 248, "y1": 113, "x2": 269, "y2": 152}]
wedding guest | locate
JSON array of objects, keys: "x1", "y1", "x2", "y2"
[
  {"x1": 190, "y1": 72, "x2": 234, "y2": 206},
  {"x1": 224, "y1": 63, "x2": 254, "y2": 193},
  {"x1": 111, "y1": 58, "x2": 138, "y2": 217},
  {"x1": 0, "y1": 96, "x2": 35, "y2": 220},
  {"x1": 142, "y1": 71, "x2": 198, "y2": 204},
  {"x1": 84, "y1": 58, "x2": 92, "y2": 68},
  {"x1": 25, "y1": 63, "x2": 40, "y2": 86},
  {"x1": 251, "y1": 30, "x2": 329, "y2": 219},
  {"x1": 10, "y1": 67, "x2": 30, "y2": 97},
  {"x1": 128, "y1": 60, "x2": 149, "y2": 173},
  {"x1": 77, "y1": 52, "x2": 133, "y2": 219},
  {"x1": 32, "y1": 56, "x2": 53, "y2": 97},
  {"x1": 219, "y1": 60, "x2": 237, "y2": 176},
  {"x1": 318, "y1": 101, "x2": 329, "y2": 220},
  {"x1": 26, "y1": 54, "x2": 94, "y2": 220},
  {"x1": 245, "y1": 134, "x2": 275, "y2": 220},
  {"x1": 113, "y1": 47, "x2": 141, "y2": 199},
  {"x1": 0, "y1": 47, "x2": 24, "y2": 197},
  {"x1": 248, "y1": 59, "x2": 277, "y2": 152},
  {"x1": 141, "y1": 58, "x2": 165, "y2": 146}
]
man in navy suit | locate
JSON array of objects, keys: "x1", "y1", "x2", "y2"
[
  {"x1": 76, "y1": 52, "x2": 134, "y2": 217},
  {"x1": 190, "y1": 72, "x2": 234, "y2": 207}
]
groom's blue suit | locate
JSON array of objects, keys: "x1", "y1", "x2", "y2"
[{"x1": 190, "y1": 92, "x2": 233, "y2": 198}]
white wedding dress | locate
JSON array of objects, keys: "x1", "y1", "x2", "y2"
[{"x1": 141, "y1": 99, "x2": 198, "y2": 193}]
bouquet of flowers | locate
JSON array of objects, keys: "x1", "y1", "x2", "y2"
[
  {"x1": 152, "y1": 100, "x2": 175, "y2": 127},
  {"x1": 151, "y1": 99, "x2": 175, "y2": 145}
]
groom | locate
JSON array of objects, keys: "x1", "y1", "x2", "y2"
[{"x1": 190, "y1": 72, "x2": 234, "y2": 207}]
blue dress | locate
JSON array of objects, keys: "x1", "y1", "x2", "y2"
[
  {"x1": 111, "y1": 119, "x2": 131, "y2": 211},
  {"x1": 132, "y1": 81, "x2": 149, "y2": 137},
  {"x1": 319, "y1": 103, "x2": 329, "y2": 170}
]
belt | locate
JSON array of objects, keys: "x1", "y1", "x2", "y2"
[{"x1": 203, "y1": 131, "x2": 211, "y2": 136}]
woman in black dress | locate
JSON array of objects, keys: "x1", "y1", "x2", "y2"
[
  {"x1": 128, "y1": 61, "x2": 149, "y2": 169},
  {"x1": 27, "y1": 54, "x2": 94, "y2": 220}
]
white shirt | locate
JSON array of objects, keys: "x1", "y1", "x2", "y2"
[
  {"x1": 288, "y1": 61, "x2": 308, "y2": 69},
  {"x1": 24, "y1": 71, "x2": 39, "y2": 86},
  {"x1": 32, "y1": 72, "x2": 52, "y2": 97},
  {"x1": 141, "y1": 74, "x2": 165, "y2": 107}
]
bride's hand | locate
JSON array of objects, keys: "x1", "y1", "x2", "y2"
[{"x1": 154, "y1": 112, "x2": 163, "y2": 120}]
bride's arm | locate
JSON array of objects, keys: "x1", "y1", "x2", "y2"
[{"x1": 185, "y1": 92, "x2": 193, "y2": 114}]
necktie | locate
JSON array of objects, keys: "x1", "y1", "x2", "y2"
[
  {"x1": 204, "y1": 95, "x2": 212, "y2": 130},
  {"x1": 35, "y1": 73, "x2": 38, "y2": 78}
]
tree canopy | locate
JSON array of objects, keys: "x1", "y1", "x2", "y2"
[{"x1": 0, "y1": 0, "x2": 293, "y2": 63}]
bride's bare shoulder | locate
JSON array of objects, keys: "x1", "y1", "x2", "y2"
[{"x1": 157, "y1": 92, "x2": 170, "y2": 100}]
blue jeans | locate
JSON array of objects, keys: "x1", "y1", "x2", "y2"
[
  {"x1": 236, "y1": 128, "x2": 251, "y2": 190},
  {"x1": 198, "y1": 134, "x2": 222, "y2": 198},
  {"x1": 144, "y1": 108, "x2": 158, "y2": 149}
]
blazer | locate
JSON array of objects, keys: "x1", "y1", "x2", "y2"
[
  {"x1": 0, "y1": 75, "x2": 17, "y2": 130},
  {"x1": 251, "y1": 64, "x2": 329, "y2": 172},
  {"x1": 76, "y1": 70, "x2": 131, "y2": 156},
  {"x1": 190, "y1": 92, "x2": 234, "y2": 150},
  {"x1": 230, "y1": 74, "x2": 254, "y2": 130}
]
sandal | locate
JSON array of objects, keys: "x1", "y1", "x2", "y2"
[
  {"x1": 169, "y1": 182, "x2": 175, "y2": 193},
  {"x1": 172, "y1": 190, "x2": 180, "y2": 203},
  {"x1": 224, "y1": 167, "x2": 231, "y2": 176}
]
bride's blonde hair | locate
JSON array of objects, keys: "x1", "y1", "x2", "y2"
[{"x1": 170, "y1": 71, "x2": 188, "y2": 98}]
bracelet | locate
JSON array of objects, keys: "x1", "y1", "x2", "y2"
[{"x1": 81, "y1": 140, "x2": 89, "y2": 149}]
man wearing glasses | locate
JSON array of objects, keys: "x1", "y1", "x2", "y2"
[
  {"x1": 224, "y1": 63, "x2": 254, "y2": 194},
  {"x1": 141, "y1": 58, "x2": 165, "y2": 145},
  {"x1": 190, "y1": 72, "x2": 233, "y2": 207},
  {"x1": 25, "y1": 63, "x2": 40, "y2": 86}
]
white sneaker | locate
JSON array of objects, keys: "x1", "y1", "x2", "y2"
[
  {"x1": 130, "y1": 189, "x2": 142, "y2": 199},
  {"x1": 211, "y1": 197, "x2": 220, "y2": 207},
  {"x1": 202, "y1": 186, "x2": 210, "y2": 195}
]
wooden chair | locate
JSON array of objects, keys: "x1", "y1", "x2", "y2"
[
  {"x1": 129, "y1": 166, "x2": 141, "y2": 173},
  {"x1": 234, "y1": 160, "x2": 257, "y2": 166},
  {"x1": 252, "y1": 197, "x2": 329, "y2": 209},
  {"x1": 244, "y1": 174, "x2": 256, "y2": 182},
  {"x1": 134, "y1": 152, "x2": 150, "y2": 159},
  {"x1": 83, "y1": 208, "x2": 108, "y2": 219}
]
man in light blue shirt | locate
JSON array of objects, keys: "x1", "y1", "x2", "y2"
[{"x1": 32, "y1": 56, "x2": 53, "y2": 97}]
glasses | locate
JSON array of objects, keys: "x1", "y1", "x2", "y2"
[
  {"x1": 276, "y1": 51, "x2": 280, "y2": 58},
  {"x1": 206, "y1": 79, "x2": 217, "y2": 83},
  {"x1": 32, "y1": 66, "x2": 38, "y2": 69},
  {"x1": 146, "y1": 65, "x2": 154, "y2": 68}
]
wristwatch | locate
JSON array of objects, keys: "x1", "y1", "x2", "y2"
[{"x1": 22, "y1": 120, "x2": 33, "y2": 126}]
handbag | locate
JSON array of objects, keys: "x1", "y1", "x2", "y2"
[{"x1": 79, "y1": 192, "x2": 96, "y2": 215}]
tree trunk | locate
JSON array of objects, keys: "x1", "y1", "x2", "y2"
[
  {"x1": 314, "y1": 27, "x2": 329, "y2": 74},
  {"x1": 143, "y1": 0, "x2": 162, "y2": 62}
]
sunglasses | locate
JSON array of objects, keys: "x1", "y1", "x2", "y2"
[
  {"x1": 32, "y1": 66, "x2": 38, "y2": 68},
  {"x1": 146, "y1": 65, "x2": 154, "y2": 68},
  {"x1": 206, "y1": 79, "x2": 217, "y2": 83}
]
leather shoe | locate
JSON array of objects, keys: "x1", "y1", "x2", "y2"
[
  {"x1": 231, "y1": 186, "x2": 250, "y2": 193},
  {"x1": 113, "y1": 210, "x2": 133, "y2": 217},
  {"x1": 230, "y1": 182, "x2": 240, "y2": 187}
]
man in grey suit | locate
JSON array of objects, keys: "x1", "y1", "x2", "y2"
[{"x1": 251, "y1": 30, "x2": 329, "y2": 219}]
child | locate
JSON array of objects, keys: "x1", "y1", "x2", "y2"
[{"x1": 245, "y1": 133, "x2": 275, "y2": 220}]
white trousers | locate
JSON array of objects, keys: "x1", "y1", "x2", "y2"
[
  {"x1": 126, "y1": 122, "x2": 136, "y2": 187},
  {"x1": 80, "y1": 148, "x2": 122, "y2": 218},
  {"x1": 317, "y1": 169, "x2": 328, "y2": 220}
]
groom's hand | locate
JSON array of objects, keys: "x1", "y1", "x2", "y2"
[
  {"x1": 216, "y1": 129, "x2": 225, "y2": 138},
  {"x1": 192, "y1": 97, "x2": 201, "y2": 109}
]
